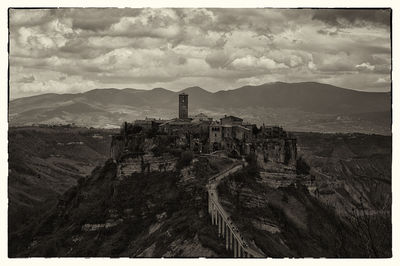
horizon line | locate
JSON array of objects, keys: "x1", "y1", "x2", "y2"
[{"x1": 9, "y1": 81, "x2": 391, "y2": 101}]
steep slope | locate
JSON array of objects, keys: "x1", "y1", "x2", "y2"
[
  {"x1": 216, "y1": 132, "x2": 391, "y2": 257},
  {"x1": 9, "y1": 156, "x2": 236, "y2": 257},
  {"x1": 8, "y1": 126, "x2": 116, "y2": 234},
  {"x1": 294, "y1": 132, "x2": 391, "y2": 212}
]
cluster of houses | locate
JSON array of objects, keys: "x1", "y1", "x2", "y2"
[{"x1": 110, "y1": 93, "x2": 297, "y2": 176}]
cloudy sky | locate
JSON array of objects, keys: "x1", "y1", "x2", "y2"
[{"x1": 9, "y1": 8, "x2": 391, "y2": 99}]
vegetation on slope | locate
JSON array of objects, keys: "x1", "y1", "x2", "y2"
[
  {"x1": 9, "y1": 156, "x2": 234, "y2": 257},
  {"x1": 8, "y1": 126, "x2": 115, "y2": 234}
]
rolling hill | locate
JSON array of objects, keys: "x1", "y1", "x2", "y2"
[{"x1": 9, "y1": 82, "x2": 391, "y2": 134}]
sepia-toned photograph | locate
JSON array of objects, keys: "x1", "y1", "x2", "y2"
[{"x1": 8, "y1": 7, "x2": 391, "y2": 258}]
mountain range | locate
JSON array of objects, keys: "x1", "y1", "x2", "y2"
[{"x1": 9, "y1": 82, "x2": 391, "y2": 134}]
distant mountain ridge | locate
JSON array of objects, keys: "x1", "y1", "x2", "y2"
[{"x1": 9, "y1": 82, "x2": 391, "y2": 134}]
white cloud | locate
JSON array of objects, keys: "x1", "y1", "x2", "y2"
[
  {"x1": 308, "y1": 61, "x2": 317, "y2": 70},
  {"x1": 231, "y1": 55, "x2": 288, "y2": 70},
  {"x1": 13, "y1": 75, "x2": 97, "y2": 99},
  {"x1": 376, "y1": 77, "x2": 390, "y2": 84},
  {"x1": 109, "y1": 9, "x2": 181, "y2": 39},
  {"x1": 355, "y1": 62, "x2": 375, "y2": 71}
]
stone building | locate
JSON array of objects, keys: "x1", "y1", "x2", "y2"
[
  {"x1": 220, "y1": 115, "x2": 243, "y2": 126},
  {"x1": 111, "y1": 90, "x2": 298, "y2": 175},
  {"x1": 179, "y1": 93, "x2": 189, "y2": 119},
  {"x1": 209, "y1": 121, "x2": 222, "y2": 151},
  {"x1": 207, "y1": 114, "x2": 297, "y2": 168},
  {"x1": 134, "y1": 118, "x2": 168, "y2": 131},
  {"x1": 209, "y1": 116, "x2": 252, "y2": 154},
  {"x1": 259, "y1": 125, "x2": 287, "y2": 138},
  {"x1": 191, "y1": 113, "x2": 212, "y2": 122},
  {"x1": 159, "y1": 119, "x2": 192, "y2": 135}
]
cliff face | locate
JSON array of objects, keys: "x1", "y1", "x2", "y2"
[
  {"x1": 217, "y1": 133, "x2": 391, "y2": 258},
  {"x1": 253, "y1": 138, "x2": 297, "y2": 171},
  {"x1": 294, "y1": 132, "x2": 391, "y2": 213}
]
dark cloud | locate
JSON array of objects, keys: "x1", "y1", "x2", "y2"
[
  {"x1": 59, "y1": 38, "x2": 111, "y2": 59},
  {"x1": 95, "y1": 73, "x2": 179, "y2": 84},
  {"x1": 205, "y1": 50, "x2": 231, "y2": 68},
  {"x1": 9, "y1": 8, "x2": 55, "y2": 28},
  {"x1": 312, "y1": 9, "x2": 391, "y2": 28},
  {"x1": 18, "y1": 75, "x2": 35, "y2": 83},
  {"x1": 68, "y1": 9, "x2": 130, "y2": 31}
]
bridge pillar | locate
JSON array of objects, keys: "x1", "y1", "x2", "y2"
[
  {"x1": 233, "y1": 238, "x2": 237, "y2": 258},
  {"x1": 225, "y1": 227, "x2": 229, "y2": 250},
  {"x1": 238, "y1": 245, "x2": 242, "y2": 258},
  {"x1": 213, "y1": 205, "x2": 216, "y2": 225},
  {"x1": 236, "y1": 239, "x2": 240, "y2": 258},
  {"x1": 218, "y1": 214, "x2": 222, "y2": 237},
  {"x1": 213, "y1": 209, "x2": 216, "y2": 224},
  {"x1": 208, "y1": 196, "x2": 211, "y2": 214},
  {"x1": 211, "y1": 204, "x2": 214, "y2": 224},
  {"x1": 229, "y1": 230, "x2": 233, "y2": 250},
  {"x1": 209, "y1": 203, "x2": 212, "y2": 222},
  {"x1": 222, "y1": 219, "x2": 225, "y2": 236}
]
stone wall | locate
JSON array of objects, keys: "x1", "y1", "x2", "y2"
[
  {"x1": 253, "y1": 138, "x2": 297, "y2": 171},
  {"x1": 118, "y1": 154, "x2": 177, "y2": 178},
  {"x1": 110, "y1": 135, "x2": 124, "y2": 161}
]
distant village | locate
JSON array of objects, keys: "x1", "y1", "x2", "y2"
[{"x1": 110, "y1": 93, "x2": 297, "y2": 177}]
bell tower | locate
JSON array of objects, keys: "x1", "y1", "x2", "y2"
[{"x1": 178, "y1": 93, "x2": 188, "y2": 119}]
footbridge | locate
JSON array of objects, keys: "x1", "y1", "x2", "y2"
[{"x1": 207, "y1": 163, "x2": 264, "y2": 258}]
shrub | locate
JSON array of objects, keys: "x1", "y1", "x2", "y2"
[
  {"x1": 281, "y1": 194, "x2": 289, "y2": 203},
  {"x1": 176, "y1": 151, "x2": 193, "y2": 169},
  {"x1": 296, "y1": 156, "x2": 310, "y2": 175},
  {"x1": 245, "y1": 153, "x2": 257, "y2": 166}
]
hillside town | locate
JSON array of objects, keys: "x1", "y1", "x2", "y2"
[{"x1": 110, "y1": 93, "x2": 297, "y2": 177}]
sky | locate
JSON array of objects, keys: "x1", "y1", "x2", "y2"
[{"x1": 9, "y1": 8, "x2": 391, "y2": 99}]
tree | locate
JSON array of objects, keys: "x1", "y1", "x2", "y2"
[
  {"x1": 176, "y1": 151, "x2": 193, "y2": 169},
  {"x1": 296, "y1": 156, "x2": 310, "y2": 175},
  {"x1": 345, "y1": 197, "x2": 391, "y2": 257}
]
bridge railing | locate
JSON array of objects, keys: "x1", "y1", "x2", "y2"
[
  {"x1": 208, "y1": 169, "x2": 263, "y2": 256},
  {"x1": 207, "y1": 163, "x2": 244, "y2": 184},
  {"x1": 209, "y1": 193, "x2": 264, "y2": 258}
]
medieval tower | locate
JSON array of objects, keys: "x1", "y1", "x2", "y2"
[{"x1": 179, "y1": 93, "x2": 189, "y2": 119}]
